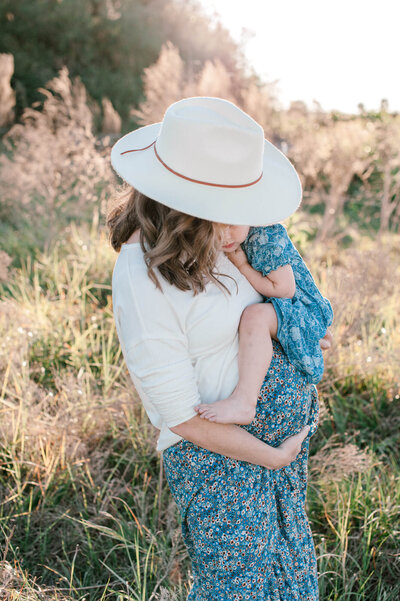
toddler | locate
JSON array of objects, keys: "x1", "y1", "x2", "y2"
[{"x1": 195, "y1": 223, "x2": 333, "y2": 425}]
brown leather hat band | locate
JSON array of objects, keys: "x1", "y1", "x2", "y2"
[{"x1": 120, "y1": 140, "x2": 263, "y2": 188}]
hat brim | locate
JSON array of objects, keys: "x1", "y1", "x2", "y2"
[{"x1": 110, "y1": 123, "x2": 302, "y2": 226}]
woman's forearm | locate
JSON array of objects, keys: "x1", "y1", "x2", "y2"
[{"x1": 170, "y1": 414, "x2": 304, "y2": 469}]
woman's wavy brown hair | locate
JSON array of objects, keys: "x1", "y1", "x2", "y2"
[{"x1": 106, "y1": 185, "x2": 231, "y2": 294}]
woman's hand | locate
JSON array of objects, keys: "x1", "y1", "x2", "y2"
[
  {"x1": 226, "y1": 247, "x2": 248, "y2": 269},
  {"x1": 272, "y1": 425, "x2": 310, "y2": 469},
  {"x1": 319, "y1": 328, "x2": 333, "y2": 351}
]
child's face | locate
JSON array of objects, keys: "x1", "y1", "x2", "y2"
[{"x1": 216, "y1": 224, "x2": 250, "y2": 253}]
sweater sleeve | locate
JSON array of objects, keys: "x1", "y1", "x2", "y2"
[
  {"x1": 124, "y1": 335, "x2": 200, "y2": 428},
  {"x1": 243, "y1": 224, "x2": 292, "y2": 276},
  {"x1": 112, "y1": 249, "x2": 232, "y2": 432}
]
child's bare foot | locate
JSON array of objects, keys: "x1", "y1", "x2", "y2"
[{"x1": 194, "y1": 392, "x2": 256, "y2": 424}]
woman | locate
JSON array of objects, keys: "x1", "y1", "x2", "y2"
[{"x1": 108, "y1": 97, "x2": 331, "y2": 600}]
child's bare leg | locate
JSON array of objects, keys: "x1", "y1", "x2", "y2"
[{"x1": 194, "y1": 303, "x2": 278, "y2": 424}]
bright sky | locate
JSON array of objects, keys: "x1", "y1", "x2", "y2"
[{"x1": 200, "y1": 0, "x2": 400, "y2": 114}]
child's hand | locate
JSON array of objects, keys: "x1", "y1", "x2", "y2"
[
  {"x1": 226, "y1": 247, "x2": 248, "y2": 269},
  {"x1": 319, "y1": 328, "x2": 333, "y2": 351}
]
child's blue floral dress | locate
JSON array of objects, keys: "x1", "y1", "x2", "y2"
[{"x1": 242, "y1": 224, "x2": 333, "y2": 384}]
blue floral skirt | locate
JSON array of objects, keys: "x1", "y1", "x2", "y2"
[{"x1": 163, "y1": 341, "x2": 319, "y2": 600}]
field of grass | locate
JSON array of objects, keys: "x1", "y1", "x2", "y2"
[{"x1": 0, "y1": 217, "x2": 399, "y2": 601}]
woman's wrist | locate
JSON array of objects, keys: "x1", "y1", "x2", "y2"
[{"x1": 261, "y1": 445, "x2": 285, "y2": 469}]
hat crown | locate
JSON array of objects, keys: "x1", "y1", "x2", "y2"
[
  {"x1": 156, "y1": 97, "x2": 264, "y2": 186},
  {"x1": 110, "y1": 95, "x2": 302, "y2": 226}
]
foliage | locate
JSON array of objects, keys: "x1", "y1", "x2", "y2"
[
  {"x1": 131, "y1": 41, "x2": 282, "y2": 142},
  {"x1": 0, "y1": 67, "x2": 114, "y2": 256},
  {"x1": 0, "y1": 53, "x2": 15, "y2": 127},
  {"x1": 281, "y1": 107, "x2": 400, "y2": 240},
  {"x1": 0, "y1": 0, "x2": 244, "y2": 127}
]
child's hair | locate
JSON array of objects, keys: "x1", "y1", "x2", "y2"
[{"x1": 106, "y1": 185, "x2": 229, "y2": 294}]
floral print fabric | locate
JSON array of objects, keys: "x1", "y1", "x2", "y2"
[
  {"x1": 242, "y1": 224, "x2": 333, "y2": 384},
  {"x1": 163, "y1": 341, "x2": 319, "y2": 600}
]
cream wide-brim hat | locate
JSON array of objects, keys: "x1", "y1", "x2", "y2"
[{"x1": 110, "y1": 96, "x2": 302, "y2": 226}]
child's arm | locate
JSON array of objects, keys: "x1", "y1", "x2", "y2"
[{"x1": 228, "y1": 247, "x2": 296, "y2": 298}]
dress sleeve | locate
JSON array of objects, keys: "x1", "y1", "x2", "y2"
[
  {"x1": 124, "y1": 335, "x2": 200, "y2": 428},
  {"x1": 243, "y1": 224, "x2": 293, "y2": 276}
]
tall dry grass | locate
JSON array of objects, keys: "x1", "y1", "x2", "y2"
[
  {"x1": 0, "y1": 219, "x2": 399, "y2": 600},
  {"x1": 131, "y1": 41, "x2": 281, "y2": 141},
  {"x1": 0, "y1": 53, "x2": 15, "y2": 127},
  {"x1": 304, "y1": 232, "x2": 400, "y2": 390},
  {"x1": 0, "y1": 66, "x2": 114, "y2": 251}
]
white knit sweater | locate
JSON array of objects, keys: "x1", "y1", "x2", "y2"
[{"x1": 111, "y1": 242, "x2": 262, "y2": 451}]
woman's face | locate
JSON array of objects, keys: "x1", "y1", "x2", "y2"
[{"x1": 216, "y1": 224, "x2": 250, "y2": 253}]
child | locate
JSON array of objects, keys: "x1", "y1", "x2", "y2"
[{"x1": 194, "y1": 223, "x2": 333, "y2": 425}]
